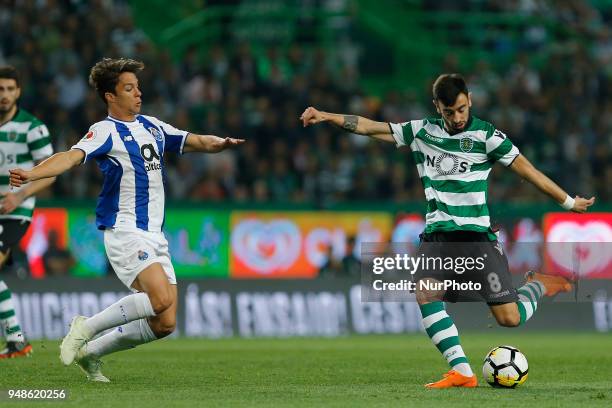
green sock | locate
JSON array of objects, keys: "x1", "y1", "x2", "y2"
[
  {"x1": 515, "y1": 281, "x2": 545, "y2": 325},
  {"x1": 420, "y1": 301, "x2": 473, "y2": 376},
  {"x1": 0, "y1": 280, "x2": 24, "y2": 342}
]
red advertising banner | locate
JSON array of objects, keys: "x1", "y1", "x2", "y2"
[
  {"x1": 543, "y1": 212, "x2": 612, "y2": 278},
  {"x1": 230, "y1": 212, "x2": 393, "y2": 278},
  {"x1": 19, "y1": 208, "x2": 69, "y2": 279}
]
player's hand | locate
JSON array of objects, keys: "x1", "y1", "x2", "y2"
[
  {"x1": 216, "y1": 137, "x2": 245, "y2": 152},
  {"x1": 300, "y1": 106, "x2": 325, "y2": 127},
  {"x1": 8, "y1": 168, "x2": 32, "y2": 188},
  {"x1": 571, "y1": 196, "x2": 595, "y2": 213},
  {"x1": 0, "y1": 191, "x2": 25, "y2": 214}
]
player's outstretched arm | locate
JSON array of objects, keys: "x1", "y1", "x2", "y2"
[
  {"x1": 509, "y1": 154, "x2": 595, "y2": 213},
  {"x1": 183, "y1": 134, "x2": 245, "y2": 153},
  {"x1": 300, "y1": 106, "x2": 395, "y2": 143},
  {"x1": 0, "y1": 175, "x2": 56, "y2": 214},
  {"x1": 9, "y1": 149, "x2": 85, "y2": 188}
]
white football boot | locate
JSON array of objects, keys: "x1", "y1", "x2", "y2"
[
  {"x1": 75, "y1": 347, "x2": 110, "y2": 383},
  {"x1": 60, "y1": 316, "x2": 92, "y2": 366}
]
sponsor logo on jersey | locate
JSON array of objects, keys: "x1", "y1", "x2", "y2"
[
  {"x1": 144, "y1": 162, "x2": 162, "y2": 171},
  {"x1": 423, "y1": 132, "x2": 443, "y2": 143},
  {"x1": 140, "y1": 143, "x2": 162, "y2": 172},
  {"x1": 138, "y1": 250, "x2": 149, "y2": 261},
  {"x1": 460, "y1": 137, "x2": 474, "y2": 153},
  {"x1": 148, "y1": 127, "x2": 163, "y2": 142},
  {"x1": 140, "y1": 143, "x2": 160, "y2": 162},
  {"x1": 426, "y1": 153, "x2": 468, "y2": 175}
]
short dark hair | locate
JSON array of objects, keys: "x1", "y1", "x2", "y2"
[
  {"x1": 0, "y1": 65, "x2": 20, "y2": 87},
  {"x1": 432, "y1": 73, "x2": 468, "y2": 106},
  {"x1": 89, "y1": 58, "x2": 144, "y2": 103}
]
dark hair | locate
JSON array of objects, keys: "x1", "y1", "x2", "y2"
[
  {"x1": 89, "y1": 58, "x2": 144, "y2": 103},
  {"x1": 432, "y1": 73, "x2": 468, "y2": 106},
  {"x1": 0, "y1": 65, "x2": 20, "y2": 86}
]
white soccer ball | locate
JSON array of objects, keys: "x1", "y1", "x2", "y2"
[{"x1": 482, "y1": 345, "x2": 529, "y2": 388}]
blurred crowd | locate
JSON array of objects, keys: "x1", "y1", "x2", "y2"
[{"x1": 1, "y1": 0, "x2": 610, "y2": 206}]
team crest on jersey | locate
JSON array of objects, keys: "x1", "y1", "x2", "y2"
[
  {"x1": 459, "y1": 137, "x2": 473, "y2": 153},
  {"x1": 148, "y1": 127, "x2": 163, "y2": 142},
  {"x1": 137, "y1": 250, "x2": 149, "y2": 261},
  {"x1": 7, "y1": 131, "x2": 18, "y2": 142}
]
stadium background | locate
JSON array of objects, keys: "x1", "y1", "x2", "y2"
[{"x1": 2, "y1": 0, "x2": 612, "y2": 340}]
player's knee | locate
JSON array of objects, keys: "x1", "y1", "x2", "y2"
[
  {"x1": 496, "y1": 313, "x2": 521, "y2": 327},
  {"x1": 416, "y1": 289, "x2": 441, "y2": 305},
  {"x1": 152, "y1": 320, "x2": 176, "y2": 338},
  {"x1": 153, "y1": 325, "x2": 175, "y2": 338},
  {"x1": 148, "y1": 292, "x2": 173, "y2": 314},
  {"x1": 416, "y1": 292, "x2": 431, "y2": 305}
]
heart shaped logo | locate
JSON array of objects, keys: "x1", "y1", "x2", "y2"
[
  {"x1": 546, "y1": 221, "x2": 612, "y2": 276},
  {"x1": 231, "y1": 219, "x2": 301, "y2": 274}
]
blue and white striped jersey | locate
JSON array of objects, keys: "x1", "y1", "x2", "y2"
[{"x1": 71, "y1": 115, "x2": 189, "y2": 232}]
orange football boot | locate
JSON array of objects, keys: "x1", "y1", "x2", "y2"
[
  {"x1": 425, "y1": 370, "x2": 478, "y2": 389},
  {"x1": 0, "y1": 341, "x2": 33, "y2": 359},
  {"x1": 525, "y1": 271, "x2": 573, "y2": 296}
]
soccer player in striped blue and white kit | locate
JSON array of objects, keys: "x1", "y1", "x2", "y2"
[
  {"x1": 301, "y1": 74, "x2": 595, "y2": 388},
  {"x1": 9, "y1": 58, "x2": 244, "y2": 382}
]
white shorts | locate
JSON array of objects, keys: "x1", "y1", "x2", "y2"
[{"x1": 104, "y1": 228, "x2": 176, "y2": 291}]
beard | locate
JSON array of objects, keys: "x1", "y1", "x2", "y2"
[{"x1": 0, "y1": 102, "x2": 15, "y2": 113}]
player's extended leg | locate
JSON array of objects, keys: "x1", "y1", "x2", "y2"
[
  {"x1": 131, "y1": 265, "x2": 177, "y2": 338},
  {"x1": 490, "y1": 271, "x2": 572, "y2": 327},
  {"x1": 73, "y1": 264, "x2": 177, "y2": 382},
  {"x1": 82, "y1": 276, "x2": 177, "y2": 359},
  {"x1": 417, "y1": 278, "x2": 477, "y2": 389},
  {"x1": 0, "y1": 249, "x2": 33, "y2": 359},
  {"x1": 59, "y1": 263, "x2": 174, "y2": 366}
]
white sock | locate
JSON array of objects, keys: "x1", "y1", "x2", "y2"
[
  {"x1": 0, "y1": 280, "x2": 24, "y2": 342},
  {"x1": 84, "y1": 293, "x2": 155, "y2": 337},
  {"x1": 84, "y1": 318, "x2": 157, "y2": 359},
  {"x1": 453, "y1": 362, "x2": 474, "y2": 377}
]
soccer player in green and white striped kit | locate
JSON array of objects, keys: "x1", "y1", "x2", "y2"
[
  {"x1": 300, "y1": 74, "x2": 595, "y2": 388},
  {"x1": 0, "y1": 66, "x2": 55, "y2": 358}
]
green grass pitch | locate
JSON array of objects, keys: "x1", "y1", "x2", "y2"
[{"x1": 1, "y1": 332, "x2": 610, "y2": 407}]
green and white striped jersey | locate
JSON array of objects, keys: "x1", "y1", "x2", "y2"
[
  {"x1": 390, "y1": 116, "x2": 519, "y2": 241},
  {"x1": 0, "y1": 109, "x2": 53, "y2": 220}
]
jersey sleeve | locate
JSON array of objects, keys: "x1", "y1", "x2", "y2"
[
  {"x1": 27, "y1": 123, "x2": 53, "y2": 161},
  {"x1": 486, "y1": 128, "x2": 519, "y2": 166},
  {"x1": 70, "y1": 123, "x2": 113, "y2": 163},
  {"x1": 157, "y1": 120, "x2": 189, "y2": 154},
  {"x1": 389, "y1": 121, "x2": 415, "y2": 148}
]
